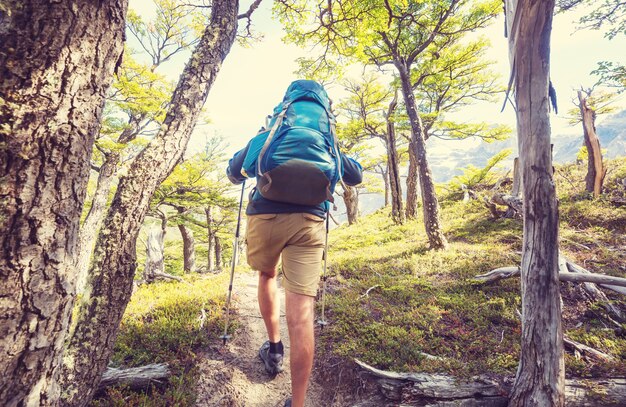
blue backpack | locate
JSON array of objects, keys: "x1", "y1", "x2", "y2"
[{"x1": 241, "y1": 80, "x2": 343, "y2": 206}]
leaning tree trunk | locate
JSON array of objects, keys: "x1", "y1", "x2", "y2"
[
  {"x1": 506, "y1": 1, "x2": 565, "y2": 406},
  {"x1": 386, "y1": 91, "x2": 404, "y2": 224},
  {"x1": 0, "y1": 1, "x2": 126, "y2": 405},
  {"x1": 396, "y1": 64, "x2": 448, "y2": 250},
  {"x1": 75, "y1": 119, "x2": 143, "y2": 292},
  {"x1": 342, "y1": 185, "x2": 360, "y2": 225},
  {"x1": 58, "y1": 2, "x2": 239, "y2": 405},
  {"x1": 75, "y1": 152, "x2": 120, "y2": 292},
  {"x1": 405, "y1": 138, "x2": 419, "y2": 219},
  {"x1": 577, "y1": 90, "x2": 605, "y2": 198}
]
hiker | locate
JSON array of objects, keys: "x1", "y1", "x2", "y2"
[{"x1": 226, "y1": 79, "x2": 362, "y2": 407}]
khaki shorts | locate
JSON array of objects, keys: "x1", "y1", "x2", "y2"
[{"x1": 246, "y1": 212, "x2": 326, "y2": 297}]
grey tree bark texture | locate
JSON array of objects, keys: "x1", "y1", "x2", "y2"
[
  {"x1": 0, "y1": 1, "x2": 127, "y2": 405},
  {"x1": 74, "y1": 121, "x2": 143, "y2": 293},
  {"x1": 506, "y1": 0, "x2": 565, "y2": 406},
  {"x1": 385, "y1": 92, "x2": 404, "y2": 225},
  {"x1": 58, "y1": 1, "x2": 240, "y2": 405},
  {"x1": 405, "y1": 137, "x2": 419, "y2": 219},
  {"x1": 396, "y1": 63, "x2": 448, "y2": 250}
]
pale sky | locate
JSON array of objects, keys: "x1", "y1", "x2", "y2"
[{"x1": 129, "y1": 0, "x2": 626, "y2": 158}]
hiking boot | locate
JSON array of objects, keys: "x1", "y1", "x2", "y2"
[
  {"x1": 284, "y1": 398, "x2": 292, "y2": 407},
  {"x1": 259, "y1": 340, "x2": 284, "y2": 375}
]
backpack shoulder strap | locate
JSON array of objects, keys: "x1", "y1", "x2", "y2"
[{"x1": 257, "y1": 102, "x2": 290, "y2": 181}]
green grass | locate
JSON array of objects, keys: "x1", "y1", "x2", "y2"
[
  {"x1": 92, "y1": 272, "x2": 231, "y2": 406},
  {"x1": 96, "y1": 158, "x2": 625, "y2": 404},
  {"x1": 319, "y1": 158, "x2": 626, "y2": 379}
]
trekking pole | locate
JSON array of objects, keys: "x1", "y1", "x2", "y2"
[
  {"x1": 221, "y1": 180, "x2": 246, "y2": 345},
  {"x1": 317, "y1": 209, "x2": 331, "y2": 329}
]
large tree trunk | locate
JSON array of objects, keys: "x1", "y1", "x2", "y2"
[
  {"x1": 58, "y1": 2, "x2": 239, "y2": 404},
  {"x1": 205, "y1": 206, "x2": 215, "y2": 272},
  {"x1": 177, "y1": 208, "x2": 196, "y2": 273},
  {"x1": 506, "y1": 1, "x2": 565, "y2": 406},
  {"x1": 577, "y1": 90, "x2": 605, "y2": 198},
  {"x1": 405, "y1": 138, "x2": 419, "y2": 219},
  {"x1": 396, "y1": 64, "x2": 448, "y2": 249},
  {"x1": 386, "y1": 92, "x2": 404, "y2": 224},
  {"x1": 0, "y1": 1, "x2": 126, "y2": 405},
  {"x1": 342, "y1": 185, "x2": 360, "y2": 225}
]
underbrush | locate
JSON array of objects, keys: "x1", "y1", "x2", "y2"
[
  {"x1": 91, "y1": 272, "x2": 231, "y2": 406},
  {"x1": 319, "y1": 158, "x2": 626, "y2": 380}
]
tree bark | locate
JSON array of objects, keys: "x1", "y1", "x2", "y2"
[
  {"x1": 0, "y1": 1, "x2": 126, "y2": 405},
  {"x1": 577, "y1": 90, "x2": 605, "y2": 198},
  {"x1": 143, "y1": 225, "x2": 166, "y2": 284},
  {"x1": 396, "y1": 63, "x2": 447, "y2": 249},
  {"x1": 383, "y1": 165, "x2": 390, "y2": 207},
  {"x1": 205, "y1": 206, "x2": 215, "y2": 272},
  {"x1": 58, "y1": 2, "x2": 239, "y2": 405},
  {"x1": 405, "y1": 138, "x2": 419, "y2": 219},
  {"x1": 342, "y1": 185, "x2": 360, "y2": 225},
  {"x1": 75, "y1": 153, "x2": 120, "y2": 293},
  {"x1": 386, "y1": 91, "x2": 404, "y2": 224},
  {"x1": 506, "y1": 1, "x2": 564, "y2": 406},
  {"x1": 75, "y1": 119, "x2": 143, "y2": 292},
  {"x1": 215, "y1": 236, "x2": 223, "y2": 271},
  {"x1": 178, "y1": 223, "x2": 196, "y2": 273},
  {"x1": 98, "y1": 363, "x2": 170, "y2": 392}
]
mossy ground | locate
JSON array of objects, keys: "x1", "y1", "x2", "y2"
[
  {"x1": 319, "y1": 158, "x2": 626, "y2": 380},
  {"x1": 91, "y1": 272, "x2": 234, "y2": 406}
]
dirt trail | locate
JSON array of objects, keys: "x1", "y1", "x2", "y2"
[{"x1": 195, "y1": 270, "x2": 325, "y2": 407}]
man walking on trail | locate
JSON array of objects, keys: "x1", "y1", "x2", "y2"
[{"x1": 227, "y1": 79, "x2": 362, "y2": 407}]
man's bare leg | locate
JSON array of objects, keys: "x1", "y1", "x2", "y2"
[
  {"x1": 258, "y1": 270, "x2": 281, "y2": 342},
  {"x1": 285, "y1": 290, "x2": 315, "y2": 407}
]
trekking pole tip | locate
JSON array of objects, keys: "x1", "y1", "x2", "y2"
[
  {"x1": 220, "y1": 334, "x2": 232, "y2": 345},
  {"x1": 317, "y1": 319, "x2": 328, "y2": 328}
]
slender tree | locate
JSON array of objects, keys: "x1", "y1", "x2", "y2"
[
  {"x1": 335, "y1": 76, "x2": 400, "y2": 224},
  {"x1": 277, "y1": 0, "x2": 501, "y2": 249},
  {"x1": 0, "y1": 1, "x2": 127, "y2": 405},
  {"x1": 567, "y1": 87, "x2": 617, "y2": 198},
  {"x1": 58, "y1": 1, "x2": 240, "y2": 404},
  {"x1": 505, "y1": 0, "x2": 565, "y2": 405},
  {"x1": 403, "y1": 38, "x2": 510, "y2": 219}
]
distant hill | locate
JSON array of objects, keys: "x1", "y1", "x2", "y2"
[
  {"x1": 336, "y1": 109, "x2": 626, "y2": 223},
  {"x1": 427, "y1": 109, "x2": 626, "y2": 182}
]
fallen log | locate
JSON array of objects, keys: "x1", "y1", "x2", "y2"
[
  {"x1": 564, "y1": 336, "x2": 615, "y2": 363},
  {"x1": 475, "y1": 264, "x2": 626, "y2": 289},
  {"x1": 567, "y1": 261, "x2": 626, "y2": 296},
  {"x1": 355, "y1": 359, "x2": 626, "y2": 406},
  {"x1": 98, "y1": 363, "x2": 170, "y2": 391},
  {"x1": 475, "y1": 261, "x2": 625, "y2": 325},
  {"x1": 491, "y1": 193, "x2": 522, "y2": 214}
]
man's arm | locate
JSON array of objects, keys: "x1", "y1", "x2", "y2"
[
  {"x1": 226, "y1": 143, "x2": 250, "y2": 185},
  {"x1": 341, "y1": 155, "x2": 363, "y2": 186}
]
